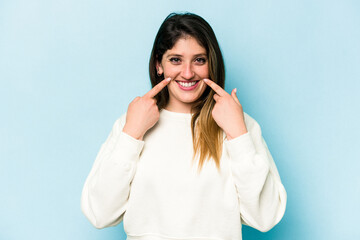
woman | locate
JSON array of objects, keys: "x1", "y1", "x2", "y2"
[{"x1": 81, "y1": 12, "x2": 287, "y2": 240}]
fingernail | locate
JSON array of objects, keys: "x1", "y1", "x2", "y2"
[
  {"x1": 234, "y1": 88, "x2": 237, "y2": 93},
  {"x1": 166, "y1": 77, "x2": 171, "y2": 82},
  {"x1": 203, "y1": 78, "x2": 208, "y2": 82}
]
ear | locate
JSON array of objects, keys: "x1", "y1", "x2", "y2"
[{"x1": 156, "y1": 61, "x2": 163, "y2": 75}]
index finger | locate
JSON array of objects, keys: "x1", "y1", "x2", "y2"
[
  {"x1": 203, "y1": 79, "x2": 227, "y2": 97},
  {"x1": 143, "y1": 77, "x2": 172, "y2": 98}
]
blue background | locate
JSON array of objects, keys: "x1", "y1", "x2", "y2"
[{"x1": 1, "y1": 0, "x2": 359, "y2": 239}]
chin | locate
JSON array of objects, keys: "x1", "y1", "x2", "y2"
[{"x1": 181, "y1": 98, "x2": 199, "y2": 104}]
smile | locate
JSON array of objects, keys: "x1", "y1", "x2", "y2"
[{"x1": 175, "y1": 80, "x2": 200, "y2": 91}]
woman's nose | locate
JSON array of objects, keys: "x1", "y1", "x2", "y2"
[{"x1": 181, "y1": 63, "x2": 195, "y2": 79}]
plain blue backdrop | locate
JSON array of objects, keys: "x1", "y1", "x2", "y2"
[{"x1": 1, "y1": 0, "x2": 359, "y2": 239}]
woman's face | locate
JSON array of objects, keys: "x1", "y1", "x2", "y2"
[{"x1": 157, "y1": 35, "x2": 209, "y2": 113}]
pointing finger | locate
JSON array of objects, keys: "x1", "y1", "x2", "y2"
[
  {"x1": 203, "y1": 78, "x2": 227, "y2": 97},
  {"x1": 144, "y1": 77, "x2": 172, "y2": 98}
]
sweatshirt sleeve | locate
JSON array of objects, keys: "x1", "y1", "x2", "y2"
[
  {"x1": 224, "y1": 113, "x2": 287, "y2": 232},
  {"x1": 81, "y1": 114, "x2": 145, "y2": 229}
]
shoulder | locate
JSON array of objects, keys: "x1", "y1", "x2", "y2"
[
  {"x1": 110, "y1": 112, "x2": 127, "y2": 133},
  {"x1": 118, "y1": 112, "x2": 127, "y2": 127},
  {"x1": 243, "y1": 111, "x2": 262, "y2": 136}
]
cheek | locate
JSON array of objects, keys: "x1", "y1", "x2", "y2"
[
  {"x1": 201, "y1": 64, "x2": 209, "y2": 76},
  {"x1": 168, "y1": 80, "x2": 178, "y2": 92},
  {"x1": 163, "y1": 65, "x2": 178, "y2": 76},
  {"x1": 200, "y1": 82, "x2": 208, "y2": 93},
  {"x1": 194, "y1": 81, "x2": 207, "y2": 96}
]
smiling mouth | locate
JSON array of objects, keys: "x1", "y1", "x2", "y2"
[{"x1": 175, "y1": 80, "x2": 200, "y2": 87}]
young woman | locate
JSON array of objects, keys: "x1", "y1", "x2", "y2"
[{"x1": 81, "y1": 12, "x2": 287, "y2": 240}]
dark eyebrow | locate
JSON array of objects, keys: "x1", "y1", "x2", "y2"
[
  {"x1": 167, "y1": 54, "x2": 182, "y2": 58},
  {"x1": 194, "y1": 54, "x2": 207, "y2": 58},
  {"x1": 167, "y1": 53, "x2": 207, "y2": 58}
]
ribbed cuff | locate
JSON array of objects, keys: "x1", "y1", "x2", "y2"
[
  {"x1": 109, "y1": 131, "x2": 145, "y2": 164},
  {"x1": 119, "y1": 131, "x2": 145, "y2": 151}
]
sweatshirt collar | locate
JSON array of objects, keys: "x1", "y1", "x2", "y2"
[{"x1": 160, "y1": 108, "x2": 193, "y2": 121}]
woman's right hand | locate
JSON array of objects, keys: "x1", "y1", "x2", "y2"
[{"x1": 122, "y1": 77, "x2": 172, "y2": 140}]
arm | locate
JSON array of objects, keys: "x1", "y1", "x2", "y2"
[
  {"x1": 224, "y1": 113, "x2": 287, "y2": 232},
  {"x1": 80, "y1": 114, "x2": 145, "y2": 229}
]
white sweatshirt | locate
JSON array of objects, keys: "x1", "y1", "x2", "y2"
[{"x1": 81, "y1": 108, "x2": 287, "y2": 240}]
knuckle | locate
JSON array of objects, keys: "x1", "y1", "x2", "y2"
[
  {"x1": 145, "y1": 98, "x2": 151, "y2": 105},
  {"x1": 145, "y1": 98, "x2": 156, "y2": 106}
]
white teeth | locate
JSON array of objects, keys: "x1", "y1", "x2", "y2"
[{"x1": 177, "y1": 81, "x2": 197, "y2": 87}]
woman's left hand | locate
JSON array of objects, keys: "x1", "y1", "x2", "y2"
[{"x1": 203, "y1": 78, "x2": 248, "y2": 140}]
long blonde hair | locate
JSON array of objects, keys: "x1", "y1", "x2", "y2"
[{"x1": 149, "y1": 12, "x2": 226, "y2": 174}]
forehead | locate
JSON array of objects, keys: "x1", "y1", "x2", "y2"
[{"x1": 165, "y1": 36, "x2": 206, "y2": 55}]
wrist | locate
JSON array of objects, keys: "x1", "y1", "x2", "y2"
[
  {"x1": 226, "y1": 127, "x2": 248, "y2": 140},
  {"x1": 122, "y1": 125, "x2": 144, "y2": 141}
]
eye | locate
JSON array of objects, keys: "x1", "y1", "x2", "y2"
[
  {"x1": 169, "y1": 57, "x2": 181, "y2": 63},
  {"x1": 195, "y1": 57, "x2": 206, "y2": 64}
]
